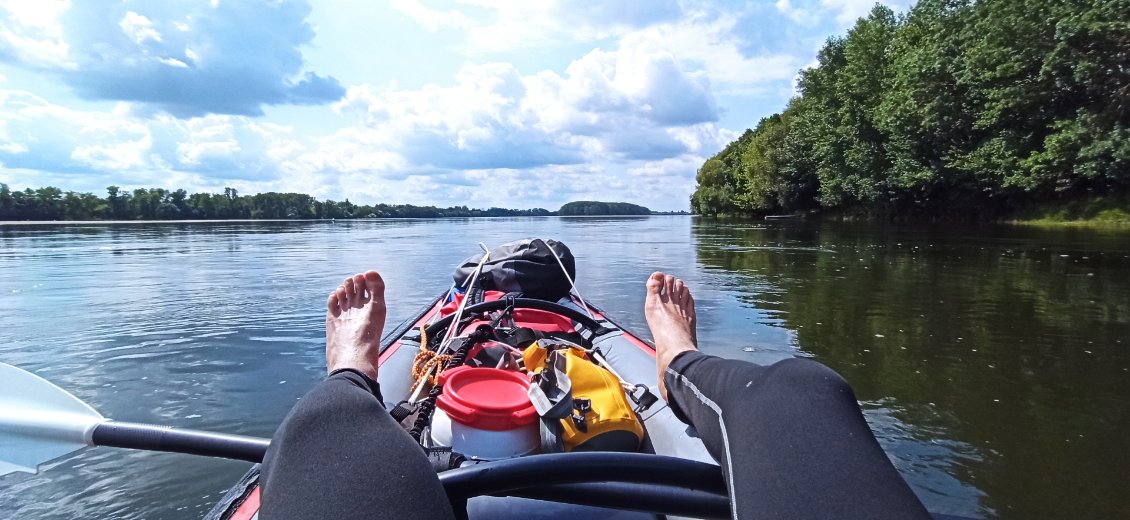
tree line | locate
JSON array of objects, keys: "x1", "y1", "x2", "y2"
[
  {"x1": 691, "y1": 0, "x2": 1128, "y2": 219},
  {"x1": 0, "y1": 184, "x2": 554, "y2": 221}
]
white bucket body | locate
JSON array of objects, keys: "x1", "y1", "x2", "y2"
[{"x1": 431, "y1": 408, "x2": 539, "y2": 460}]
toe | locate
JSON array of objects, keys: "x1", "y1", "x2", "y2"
[
  {"x1": 663, "y1": 274, "x2": 676, "y2": 300},
  {"x1": 674, "y1": 279, "x2": 685, "y2": 304},
  {"x1": 352, "y1": 274, "x2": 368, "y2": 304},
  {"x1": 363, "y1": 271, "x2": 385, "y2": 302},
  {"x1": 327, "y1": 293, "x2": 342, "y2": 317},
  {"x1": 645, "y1": 272, "x2": 664, "y2": 296},
  {"x1": 334, "y1": 286, "x2": 349, "y2": 311},
  {"x1": 344, "y1": 277, "x2": 356, "y2": 302}
]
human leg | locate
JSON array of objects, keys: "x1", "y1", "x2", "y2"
[
  {"x1": 644, "y1": 272, "x2": 931, "y2": 520},
  {"x1": 260, "y1": 271, "x2": 455, "y2": 520}
]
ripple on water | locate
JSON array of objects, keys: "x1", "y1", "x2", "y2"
[
  {"x1": 862, "y1": 401, "x2": 990, "y2": 518},
  {"x1": 3, "y1": 219, "x2": 1127, "y2": 519}
]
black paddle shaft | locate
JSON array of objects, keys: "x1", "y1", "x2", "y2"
[{"x1": 91, "y1": 422, "x2": 269, "y2": 463}]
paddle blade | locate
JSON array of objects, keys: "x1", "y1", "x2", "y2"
[{"x1": 0, "y1": 363, "x2": 104, "y2": 476}]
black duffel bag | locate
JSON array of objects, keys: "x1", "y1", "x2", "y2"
[{"x1": 453, "y1": 238, "x2": 576, "y2": 301}]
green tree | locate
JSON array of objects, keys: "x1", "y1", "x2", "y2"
[
  {"x1": 106, "y1": 186, "x2": 128, "y2": 219},
  {"x1": 802, "y1": 5, "x2": 899, "y2": 210},
  {"x1": 690, "y1": 130, "x2": 756, "y2": 215},
  {"x1": 34, "y1": 187, "x2": 65, "y2": 220},
  {"x1": 0, "y1": 183, "x2": 12, "y2": 220},
  {"x1": 63, "y1": 191, "x2": 102, "y2": 220},
  {"x1": 734, "y1": 109, "x2": 799, "y2": 213},
  {"x1": 693, "y1": 0, "x2": 1129, "y2": 220},
  {"x1": 1022, "y1": 0, "x2": 1130, "y2": 193},
  {"x1": 170, "y1": 189, "x2": 190, "y2": 216}
]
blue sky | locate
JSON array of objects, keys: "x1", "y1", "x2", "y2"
[{"x1": 0, "y1": 0, "x2": 905, "y2": 211}]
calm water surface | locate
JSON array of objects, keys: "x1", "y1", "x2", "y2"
[{"x1": 1, "y1": 217, "x2": 1127, "y2": 519}]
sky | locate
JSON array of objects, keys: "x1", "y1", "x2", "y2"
[{"x1": 0, "y1": 0, "x2": 905, "y2": 211}]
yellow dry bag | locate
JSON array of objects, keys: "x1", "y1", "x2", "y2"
[{"x1": 523, "y1": 341, "x2": 644, "y2": 452}]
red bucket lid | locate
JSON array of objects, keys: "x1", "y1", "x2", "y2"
[{"x1": 436, "y1": 366, "x2": 537, "y2": 431}]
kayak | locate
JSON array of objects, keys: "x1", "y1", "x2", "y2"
[{"x1": 204, "y1": 240, "x2": 724, "y2": 519}]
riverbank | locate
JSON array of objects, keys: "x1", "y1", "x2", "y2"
[
  {"x1": 1007, "y1": 194, "x2": 1130, "y2": 228},
  {"x1": 728, "y1": 195, "x2": 1130, "y2": 228}
]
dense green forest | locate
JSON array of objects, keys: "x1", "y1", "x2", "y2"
[
  {"x1": 558, "y1": 201, "x2": 652, "y2": 215},
  {"x1": 0, "y1": 184, "x2": 552, "y2": 221},
  {"x1": 691, "y1": 0, "x2": 1129, "y2": 219}
]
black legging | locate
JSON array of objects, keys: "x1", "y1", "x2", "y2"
[
  {"x1": 260, "y1": 370, "x2": 456, "y2": 520},
  {"x1": 261, "y1": 354, "x2": 931, "y2": 519},
  {"x1": 664, "y1": 351, "x2": 931, "y2": 519}
]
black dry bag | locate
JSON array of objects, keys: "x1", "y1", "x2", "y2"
[{"x1": 453, "y1": 238, "x2": 576, "y2": 301}]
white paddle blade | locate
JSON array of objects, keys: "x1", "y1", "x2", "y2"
[{"x1": 0, "y1": 363, "x2": 104, "y2": 476}]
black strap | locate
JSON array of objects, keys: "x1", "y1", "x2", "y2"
[
  {"x1": 425, "y1": 446, "x2": 467, "y2": 472},
  {"x1": 496, "y1": 326, "x2": 544, "y2": 349},
  {"x1": 389, "y1": 401, "x2": 416, "y2": 423},
  {"x1": 628, "y1": 384, "x2": 660, "y2": 413}
]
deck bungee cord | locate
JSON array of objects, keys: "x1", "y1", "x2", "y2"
[
  {"x1": 409, "y1": 242, "x2": 491, "y2": 403},
  {"x1": 534, "y1": 237, "x2": 596, "y2": 321}
]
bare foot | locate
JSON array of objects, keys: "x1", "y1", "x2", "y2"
[
  {"x1": 644, "y1": 272, "x2": 699, "y2": 401},
  {"x1": 325, "y1": 271, "x2": 386, "y2": 380}
]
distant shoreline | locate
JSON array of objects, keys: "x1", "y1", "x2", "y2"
[{"x1": 0, "y1": 214, "x2": 691, "y2": 226}]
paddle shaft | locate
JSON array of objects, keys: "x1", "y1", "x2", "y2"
[{"x1": 91, "y1": 422, "x2": 269, "y2": 463}]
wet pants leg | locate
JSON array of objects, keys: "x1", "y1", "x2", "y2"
[
  {"x1": 260, "y1": 369, "x2": 456, "y2": 520},
  {"x1": 665, "y1": 351, "x2": 932, "y2": 520}
]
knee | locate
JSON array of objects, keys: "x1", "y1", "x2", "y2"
[{"x1": 764, "y1": 358, "x2": 855, "y2": 400}]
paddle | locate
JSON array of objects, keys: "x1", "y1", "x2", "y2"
[{"x1": 0, "y1": 362, "x2": 269, "y2": 476}]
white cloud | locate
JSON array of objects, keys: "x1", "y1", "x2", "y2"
[
  {"x1": 390, "y1": 0, "x2": 799, "y2": 97},
  {"x1": 177, "y1": 115, "x2": 240, "y2": 166},
  {"x1": 289, "y1": 36, "x2": 733, "y2": 208},
  {"x1": 0, "y1": 142, "x2": 27, "y2": 153},
  {"x1": 119, "y1": 11, "x2": 162, "y2": 45},
  {"x1": 1, "y1": 90, "x2": 153, "y2": 172},
  {"x1": 158, "y1": 57, "x2": 188, "y2": 68},
  {"x1": 388, "y1": 0, "x2": 471, "y2": 32},
  {"x1": 821, "y1": 0, "x2": 888, "y2": 24},
  {"x1": 777, "y1": 0, "x2": 910, "y2": 26},
  {"x1": 391, "y1": 0, "x2": 682, "y2": 54},
  {"x1": 775, "y1": 0, "x2": 819, "y2": 25},
  {"x1": 0, "y1": 89, "x2": 296, "y2": 184},
  {"x1": 629, "y1": 18, "x2": 800, "y2": 94},
  {"x1": 1, "y1": 0, "x2": 344, "y2": 117},
  {"x1": 0, "y1": 0, "x2": 74, "y2": 68},
  {"x1": 71, "y1": 132, "x2": 152, "y2": 171},
  {"x1": 329, "y1": 35, "x2": 721, "y2": 175}
]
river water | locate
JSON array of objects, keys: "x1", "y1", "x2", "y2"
[{"x1": 0, "y1": 217, "x2": 1127, "y2": 519}]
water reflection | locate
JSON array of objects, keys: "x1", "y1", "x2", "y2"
[{"x1": 691, "y1": 220, "x2": 1130, "y2": 519}]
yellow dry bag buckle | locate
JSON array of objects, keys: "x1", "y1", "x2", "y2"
[
  {"x1": 570, "y1": 398, "x2": 591, "y2": 432},
  {"x1": 527, "y1": 349, "x2": 572, "y2": 419}
]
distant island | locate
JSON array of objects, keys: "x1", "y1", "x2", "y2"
[
  {"x1": 0, "y1": 184, "x2": 662, "y2": 221},
  {"x1": 690, "y1": 1, "x2": 1128, "y2": 224},
  {"x1": 558, "y1": 201, "x2": 651, "y2": 216}
]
